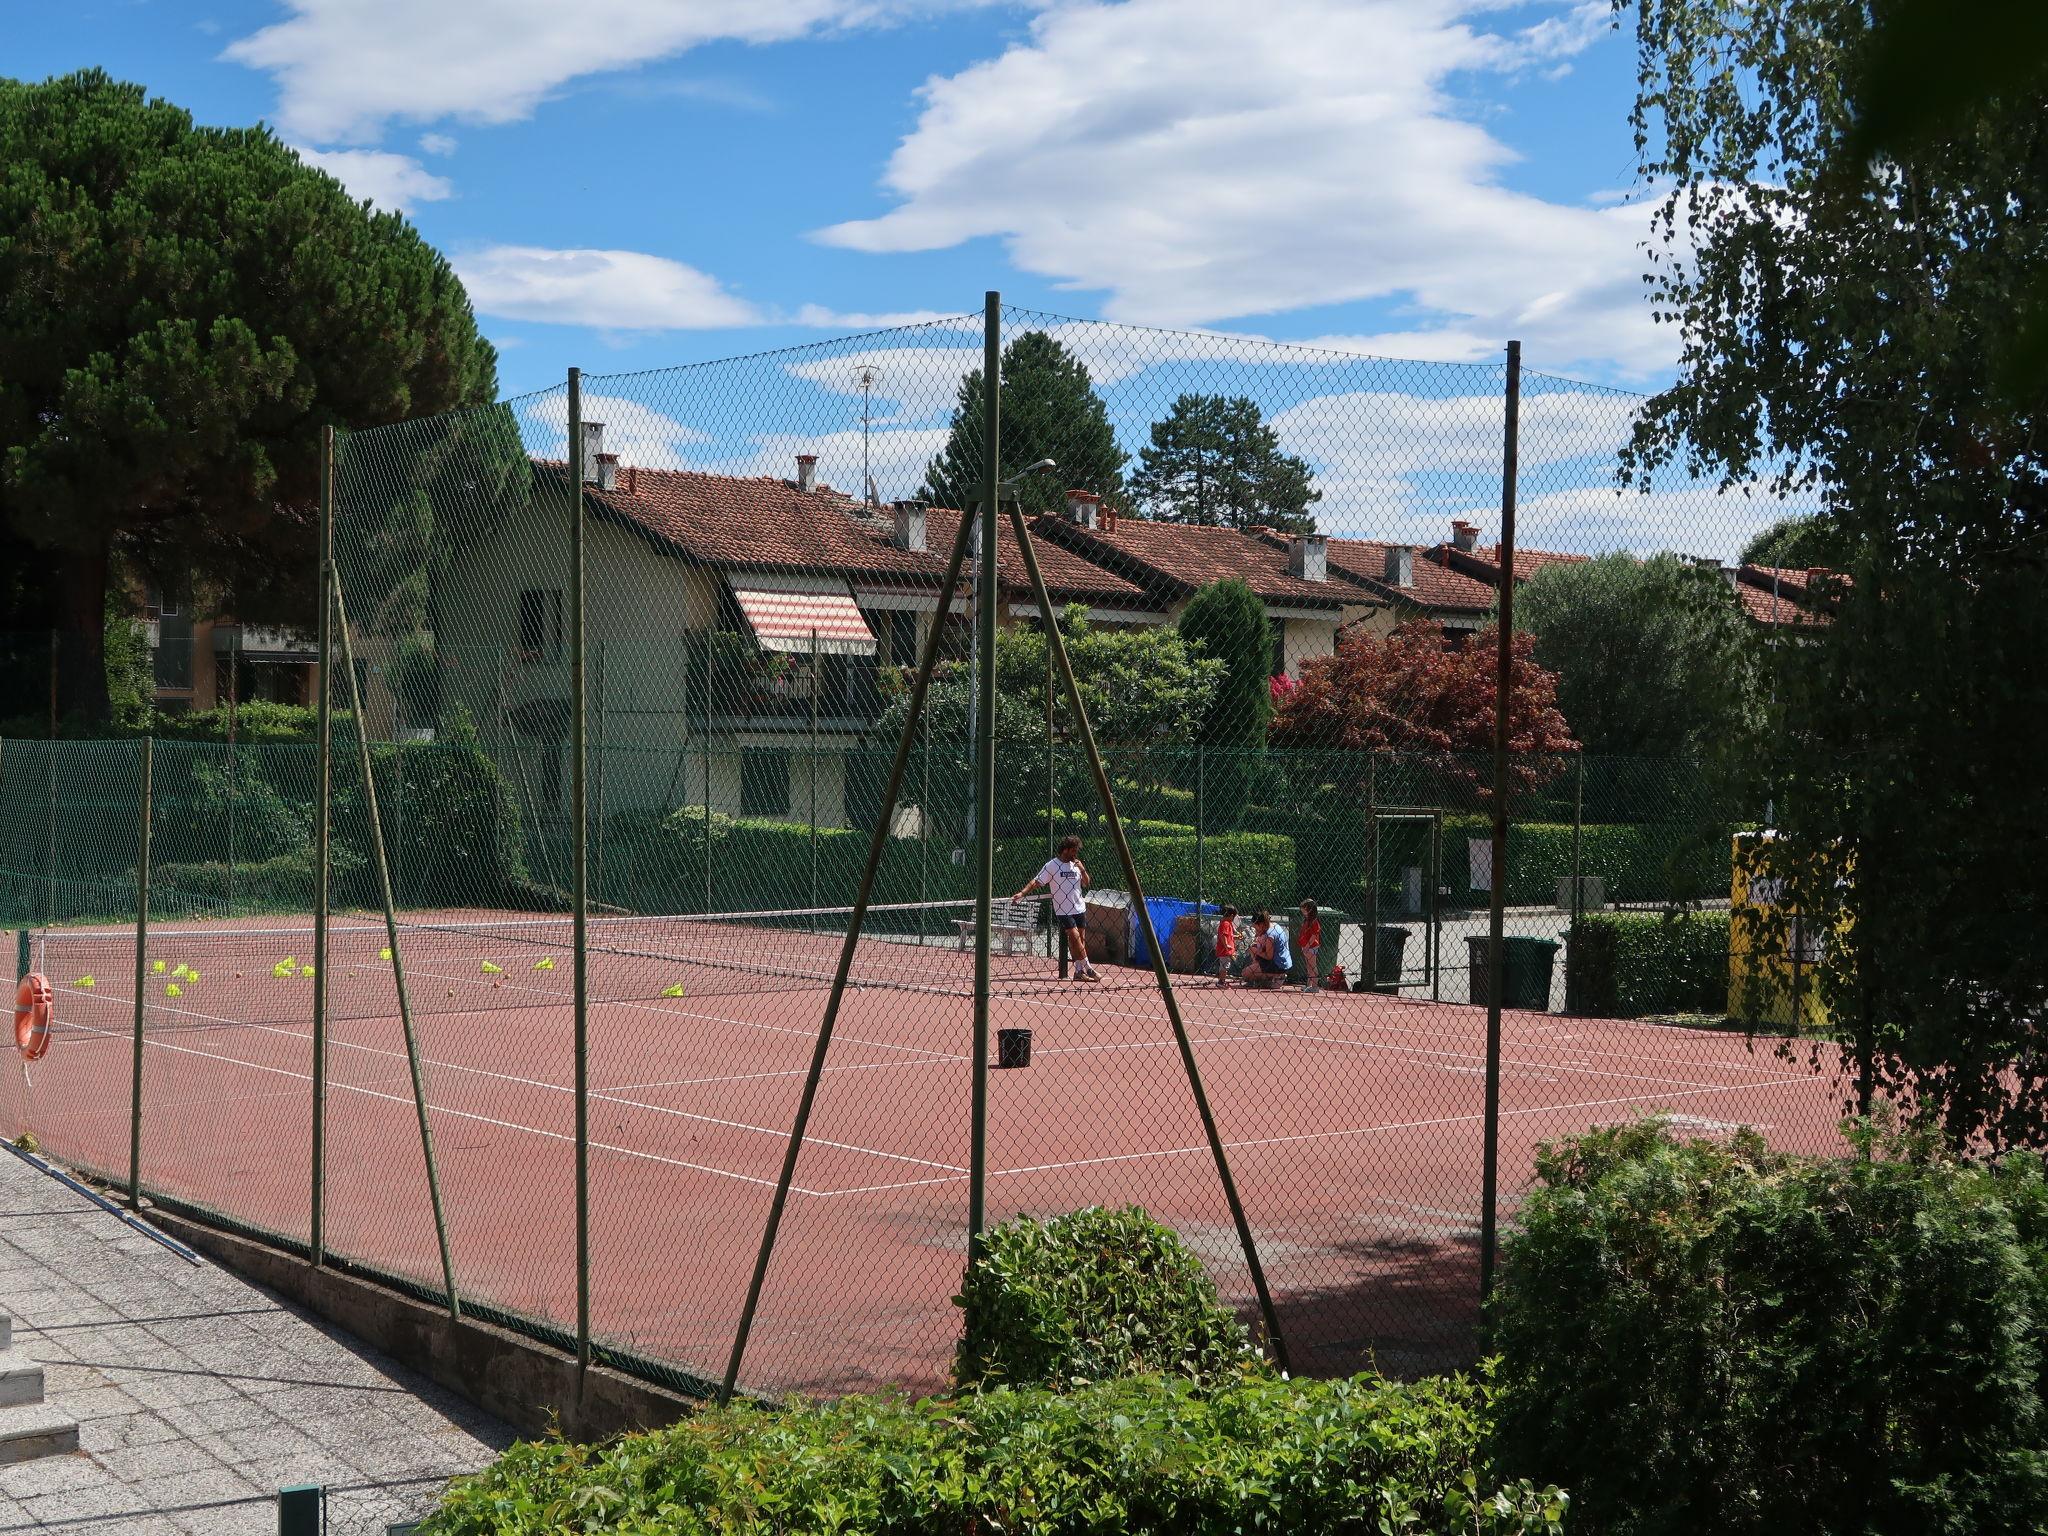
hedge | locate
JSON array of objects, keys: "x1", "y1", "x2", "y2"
[
  {"x1": 1487, "y1": 1120, "x2": 2048, "y2": 1536},
  {"x1": 1565, "y1": 911, "x2": 1730, "y2": 1017},
  {"x1": 422, "y1": 1371, "x2": 1566, "y2": 1535},
  {"x1": 1444, "y1": 815, "x2": 1734, "y2": 907}
]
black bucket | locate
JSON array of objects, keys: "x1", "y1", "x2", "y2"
[{"x1": 996, "y1": 1027, "x2": 1033, "y2": 1069}]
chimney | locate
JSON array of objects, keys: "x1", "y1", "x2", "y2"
[
  {"x1": 1450, "y1": 518, "x2": 1478, "y2": 552},
  {"x1": 893, "y1": 500, "x2": 927, "y2": 554},
  {"x1": 579, "y1": 421, "x2": 605, "y2": 483},
  {"x1": 795, "y1": 453, "x2": 818, "y2": 493},
  {"x1": 1064, "y1": 489, "x2": 1101, "y2": 529},
  {"x1": 1288, "y1": 533, "x2": 1328, "y2": 583},
  {"x1": 594, "y1": 452, "x2": 619, "y2": 492},
  {"x1": 626, "y1": 464, "x2": 638, "y2": 495},
  {"x1": 1384, "y1": 545, "x2": 1414, "y2": 588}
]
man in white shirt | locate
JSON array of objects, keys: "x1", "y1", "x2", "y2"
[{"x1": 1015, "y1": 834, "x2": 1099, "y2": 982}]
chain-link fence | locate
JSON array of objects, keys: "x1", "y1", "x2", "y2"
[{"x1": 0, "y1": 301, "x2": 1859, "y2": 1399}]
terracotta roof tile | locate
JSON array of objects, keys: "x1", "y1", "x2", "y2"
[
  {"x1": 1426, "y1": 542, "x2": 1590, "y2": 585},
  {"x1": 1315, "y1": 537, "x2": 1498, "y2": 612},
  {"x1": 1735, "y1": 565, "x2": 1838, "y2": 627},
  {"x1": 538, "y1": 461, "x2": 949, "y2": 582},
  {"x1": 1031, "y1": 517, "x2": 1345, "y2": 608},
  {"x1": 924, "y1": 510, "x2": 1156, "y2": 607}
]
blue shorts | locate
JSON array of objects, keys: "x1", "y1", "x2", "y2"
[{"x1": 1055, "y1": 912, "x2": 1085, "y2": 932}]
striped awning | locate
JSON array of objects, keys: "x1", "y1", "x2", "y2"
[{"x1": 730, "y1": 583, "x2": 877, "y2": 657}]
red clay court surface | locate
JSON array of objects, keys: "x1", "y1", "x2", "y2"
[{"x1": 1, "y1": 908, "x2": 1855, "y2": 1396}]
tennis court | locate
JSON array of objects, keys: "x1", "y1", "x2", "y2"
[{"x1": 2, "y1": 903, "x2": 1852, "y2": 1395}]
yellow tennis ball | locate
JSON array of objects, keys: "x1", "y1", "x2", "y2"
[
  {"x1": 661, "y1": 984, "x2": 686, "y2": 998},
  {"x1": 481, "y1": 961, "x2": 503, "y2": 975},
  {"x1": 164, "y1": 983, "x2": 181, "y2": 998},
  {"x1": 75, "y1": 976, "x2": 95, "y2": 988},
  {"x1": 152, "y1": 960, "x2": 165, "y2": 974},
  {"x1": 379, "y1": 947, "x2": 393, "y2": 962},
  {"x1": 533, "y1": 957, "x2": 556, "y2": 972}
]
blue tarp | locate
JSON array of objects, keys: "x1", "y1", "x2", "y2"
[{"x1": 1129, "y1": 896, "x2": 1219, "y2": 967}]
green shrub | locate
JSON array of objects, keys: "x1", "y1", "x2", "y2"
[
  {"x1": 1444, "y1": 816, "x2": 1732, "y2": 907},
  {"x1": 423, "y1": 1370, "x2": 1566, "y2": 1536},
  {"x1": 954, "y1": 1207, "x2": 1260, "y2": 1390},
  {"x1": 1487, "y1": 1120, "x2": 2048, "y2": 1536},
  {"x1": 150, "y1": 851, "x2": 319, "y2": 910},
  {"x1": 1566, "y1": 911, "x2": 1729, "y2": 1017}
]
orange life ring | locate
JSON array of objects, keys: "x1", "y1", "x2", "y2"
[{"x1": 14, "y1": 974, "x2": 52, "y2": 1061}]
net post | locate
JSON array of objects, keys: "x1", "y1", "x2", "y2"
[
  {"x1": 312, "y1": 425, "x2": 334, "y2": 1266},
  {"x1": 701, "y1": 634, "x2": 712, "y2": 913},
  {"x1": 1568, "y1": 750, "x2": 1585, "y2": 1005},
  {"x1": 332, "y1": 580, "x2": 462, "y2": 1320},
  {"x1": 128, "y1": 735, "x2": 151, "y2": 1209},
  {"x1": 719, "y1": 502, "x2": 981, "y2": 1404},
  {"x1": 568, "y1": 367, "x2": 592, "y2": 1371},
  {"x1": 968, "y1": 290, "x2": 1000, "y2": 1259},
  {"x1": 1479, "y1": 338, "x2": 1521, "y2": 1305},
  {"x1": 1007, "y1": 504, "x2": 1290, "y2": 1372}
]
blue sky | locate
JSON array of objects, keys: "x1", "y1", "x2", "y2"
[{"x1": 7, "y1": 1, "x2": 1800, "y2": 555}]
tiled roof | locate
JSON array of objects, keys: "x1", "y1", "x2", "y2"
[
  {"x1": 924, "y1": 510, "x2": 1156, "y2": 607},
  {"x1": 1031, "y1": 517, "x2": 1346, "y2": 608},
  {"x1": 1314, "y1": 537, "x2": 1498, "y2": 613},
  {"x1": 537, "y1": 461, "x2": 950, "y2": 582},
  {"x1": 1426, "y1": 542, "x2": 1591, "y2": 586},
  {"x1": 1735, "y1": 565, "x2": 1839, "y2": 627}
]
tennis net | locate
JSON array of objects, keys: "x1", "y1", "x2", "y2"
[{"x1": 13, "y1": 896, "x2": 1113, "y2": 1035}]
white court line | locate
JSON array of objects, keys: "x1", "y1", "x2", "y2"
[
  {"x1": 1002, "y1": 985, "x2": 1811, "y2": 1084},
  {"x1": 1008, "y1": 993, "x2": 1741, "y2": 1095},
  {"x1": 814, "y1": 1073, "x2": 1824, "y2": 1197},
  {"x1": 61, "y1": 1019, "x2": 826, "y2": 1194},
  {"x1": 58, "y1": 982, "x2": 965, "y2": 1178}
]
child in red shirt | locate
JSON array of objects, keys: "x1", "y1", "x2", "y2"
[
  {"x1": 1212, "y1": 905, "x2": 1238, "y2": 986},
  {"x1": 1298, "y1": 900, "x2": 1323, "y2": 993}
]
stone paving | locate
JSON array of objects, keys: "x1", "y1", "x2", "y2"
[{"x1": 0, "y1": 1149, "x2": 512, "y2": 1532}]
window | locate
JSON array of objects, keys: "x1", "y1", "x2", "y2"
[
  {"x1": 518, "y1": 589, "x2": 563, "y2": 662},
  {"x1": 889, "y1": 611, "x2": 918, "y2": 669},
  {"x1": 740, "y1": 750, "x2": 791, "y2": 817},
  {"x1": 155, "y1": 609, "x2": 193, "y2": 690},
  {"x1": 1268, "y1": 618, "x2": 1287, "y2": 678}
]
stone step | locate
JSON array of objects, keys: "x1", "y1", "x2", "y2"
[
  {"x1": 0, "y1": 1348, "x2": 44, "y2": 1408},
  {"x1": 0, "y1": 1402, "x2": 78, "y2": 1465}
]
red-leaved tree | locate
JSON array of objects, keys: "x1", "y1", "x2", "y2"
[{"x1": 1270, "y1": 619, "x2": 1576, "y2": 794}]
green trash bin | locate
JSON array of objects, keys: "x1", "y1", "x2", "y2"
[
  {"x1": 1372, "y1": 925, "x2": 1412, "y2": 993},
  {"x1": 1465, "y1": 935, "x2": 1559, "y2": 1010}
]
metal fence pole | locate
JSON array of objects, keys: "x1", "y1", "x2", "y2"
[
  {"x1": 312, "y1": 426, "x2": 334, "y2": 1265},
  {"x1": 1195, "y1": 746, "x2": 1205, "y2": 917},
  {"x1": 1366, "y1": 757, "x2": 1379, "y2": 987},
  {"x1": 968, "y1": 290, "x2": 999, "y2": 1256},
  {"x1": 568, "y1": 367, "x2": 592, "y2": 1370},
  {"x1": 1009, "y1": 503, "x2": 1289, "y2": 1369},
  {"x1": 1479, "y1": 339, "x2": 1521, "y2": 1303},
  {"x1": 810, "y1": 628, "x2": 820, "y2": 918},
  {"x1": 720, "y1": 505, "x2": 980, "y2": 1403},
  {"x1": 128, "y1": 736, "x2": 151, "y2": 1208},
  {"x1": 332, "y1": 582, "x2": 462, "y2": 1319},
  {"x1": 1567, "y1": 751, "x2": 1585, "y2": 1009},
  {"x1": 701, "y1": 633, "x2": 712, "y2": 913},
  {"x1": 227, "y1": 628, "x2": 239, "y2": 916}
]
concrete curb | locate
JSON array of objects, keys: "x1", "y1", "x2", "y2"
[{"x1": 146, "y1": 1210, "x2": 699, "y2": 1444}]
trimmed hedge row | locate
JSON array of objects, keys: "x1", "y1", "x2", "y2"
[
  {"x1": 1489, "y1": 1121, "x2": 2048, "y2": 1536},
  {"x1": 1445, "y1": 815, "x2": 1734, "y2": 907},
  {"x1": 422, "y1": 1372, "x2": 1566, "y2": 1535},
  {"x1": 1565, "y1": 911, "x2": 1730, "y2": 1017}
]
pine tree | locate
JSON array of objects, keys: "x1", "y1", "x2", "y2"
[
  {"x1": 0, "y1": 70, "x2": 499, "y2": 722},
  {"x1": 920, "y1": 332, "x2": 1126, "y2": 514},
  {"x1": 1130, "y1": 394, "x2": 1319, "y2": 532}
]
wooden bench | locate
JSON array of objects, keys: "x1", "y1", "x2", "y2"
[{"x1": 955, "y1": 897, "x2": 1042, "y2": 956}]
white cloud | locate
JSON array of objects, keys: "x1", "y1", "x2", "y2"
[
  {"x1": 225, "y1": 0, "x2": 979, "y2": 142},
  {"x1": 818, "y1": 0, "x2": 1671, "y2": 375},
  {"x1": 291, "y1": 146, "x2": 452, "y2": 211},
  {"x1": 522, "y1": 392, "x2": 712, "y2": 467},
  {"x1": 699, "y1": 428, "x2": 955, "y2": 502},
  {"x1": 1472, "y1": 480, "x2": 1813, "y2": 563},
  {"x1": 455, "y1": 246, "x2": 761, "y2": 330},
  {"x1": 418, "y1": 132, "x2": 458, "y2": 156}
]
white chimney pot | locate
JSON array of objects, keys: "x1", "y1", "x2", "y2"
[
  {"x1": 893, "y1": 501, "x2": 927, "y2": 554},
  {"x1": 795, "y1": 454, "x2": 819, "y2": 493},
  {"x1": 580, "y1": 421, "x2": 605, "y2": 484}
]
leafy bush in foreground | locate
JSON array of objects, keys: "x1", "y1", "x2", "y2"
[
  {"x1": 954, "y1": 1206, "x2": 1259, "y2": 1390},
  {"x1": 1487, "y1": 1119, "x2": 2048, "y2": 1536},
  {"x1": 421, "y1": 1371, "x2": 1566, "y2": 1535}
]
